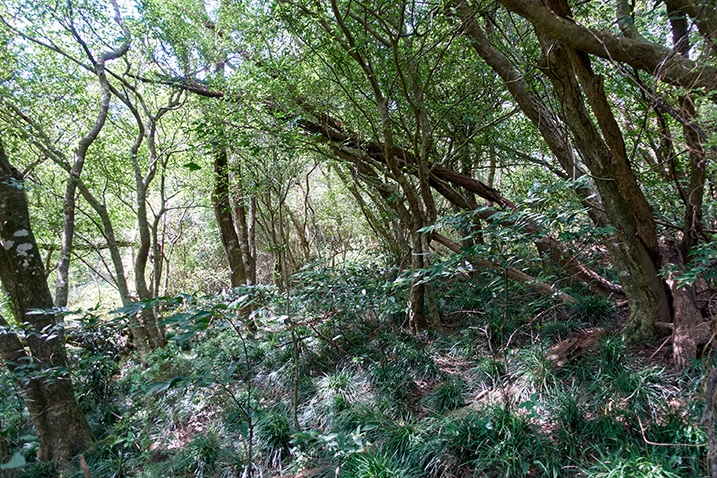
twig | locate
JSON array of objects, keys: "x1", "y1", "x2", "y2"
[
  {"x1": 636, "y1": 416, "x2": 704, "y2": 448},
  {"x1": 79, "y1": 454, "x2": 92, "y2": 478},
  {"x1": 649, "y1": 336, "x2": 672, "y2": 360}
]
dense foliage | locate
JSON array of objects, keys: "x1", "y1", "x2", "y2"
[
  {"x1": 0, "y1": 0, "x2": 716, "y2": 476},
  {"x1": 1, "y1": 263, "x2": 710, "y2": 477}
]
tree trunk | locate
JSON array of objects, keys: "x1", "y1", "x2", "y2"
[
  {"x1": 231, "y1": 189, "x2": 256, "y2": 285},
  {"x1": 538, "y1": 28, "x2": 671, "y2": 340},
  {"x1": 660, "y1": 240, "x2": 709, "y2": 368},
  {"x1": 288, "y1": 207, "x2": 311, "y2": 264},
  {"x1": 213, "y1": 146, "x2": 248, "y2": 287},
  {"x1": 0, "y1": 142, "x2": 92, "y2": 463},
  {"x1": 151, "y1": 209, "x2": 169, "y2": 343},
  {"x1": 678, "y1": 94, "x2": 707, "y2": 256},
  {"x1": 134, "y1": 180, "x2": 165, "y2": 349},
  {"x1": 55, "y1": 85, "x2": 112, "y2": 307},
  {"x1": 213, "y1": 146, "x2": 257, "y2": 327},
  {"x1": 246, "y1": 197, "x2": 257, "y2": 283},
  {"x1": 408, "y1": 280, "x2": 428, "y2": 331}
]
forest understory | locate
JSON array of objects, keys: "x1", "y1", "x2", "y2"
[
  {"x1": 1, "y1": 261, "x2": 711, "y2": 478},
  {"x1": 2, "y1": 0, "x2": 717, "y2": 476}
]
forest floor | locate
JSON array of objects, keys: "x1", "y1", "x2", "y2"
[{"x1": 1, "y1": 267, "x2": 711, "y2": 477}]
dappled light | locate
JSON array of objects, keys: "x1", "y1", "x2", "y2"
[{"x1": 0, "y1": 0, "x2": 716, "y2": 477}]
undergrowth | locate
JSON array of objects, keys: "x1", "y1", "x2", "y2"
[{"x1": 1, "y1": 260, "x2": 710, "y2": 477}]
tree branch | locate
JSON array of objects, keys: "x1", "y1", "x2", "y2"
[{"x1": 494, "y1": 0, "x2": 717, "y2": 90}]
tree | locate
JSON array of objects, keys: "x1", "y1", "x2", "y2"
[
  {"x1": 0, "y1": 141, "x2": 92, "y2": 462},
  {"x1": 146, "y1": 0, "x2": 618, "y2": 324},
  {"x1": 52, "y1": 0, "x2": 130, "y2": 309},
  {"x1": 451, "y1": 0, "x2": 716, "y2": 365}
]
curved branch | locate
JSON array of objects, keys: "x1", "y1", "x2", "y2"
[{"x1": 494, "y1": 0, "x2": 717, "y2": 90}]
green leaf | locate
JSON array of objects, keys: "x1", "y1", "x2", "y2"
[
  {"x1": 0, "y1": 452, "x2": 26, "y2": 470},
  {"x1": 183, "y1": 161, "x2": 202, "y2": 171},
  {"x1": 144, "y1": 376, "x2": 187, "y2": 396}
]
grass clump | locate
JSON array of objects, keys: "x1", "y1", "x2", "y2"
[
  {"x1": 343, "y1": 450, "x2": 424, "y2": 478},
  {"x1": 569, "y1": 295, "x2": 616, "y2": 326},
  {"x1": 580, "y1": 451, "x2": 685, "y2": 478},
  {"x1": 256, "y1": 405, "x2": 292, "y2": 465},
  {"x1": 4, "y1": 261, "x2": 710, "y2": 478},
  {"x1": 422, "y1": 375, "x2": 467, "y2": 413}
]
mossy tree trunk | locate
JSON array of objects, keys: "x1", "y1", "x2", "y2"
[
  {"x1": 534, "y1": 0, "x2": 705, "y2": 353},
  {"x1": 0, "y1": 142, "x2": 92, "y2": 463}
]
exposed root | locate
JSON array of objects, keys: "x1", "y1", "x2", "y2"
[{"x1": 545, "y1": 328, "x2": 607, "y2": 368}]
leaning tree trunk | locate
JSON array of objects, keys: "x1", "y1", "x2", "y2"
[
  {"x1": 0, "y1": 142, "x2": 92, "y2": 463},
  {"x1": 213, "y1": 145, "x2": 249, "y2": 287},
  {"x1": 55, "y1": 0, "x2": 130, "y2": 307},
  {"x1": 538, "y1": 29, "x2": 672, "y2": 341}
]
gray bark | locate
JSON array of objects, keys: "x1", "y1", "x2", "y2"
[{"x1": 0, "y1": 142, "x2": 92, "y2": 463}]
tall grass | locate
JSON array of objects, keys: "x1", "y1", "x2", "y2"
[{"x1": 6, "y1": 263, "x2": 707, "y2": 478}]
